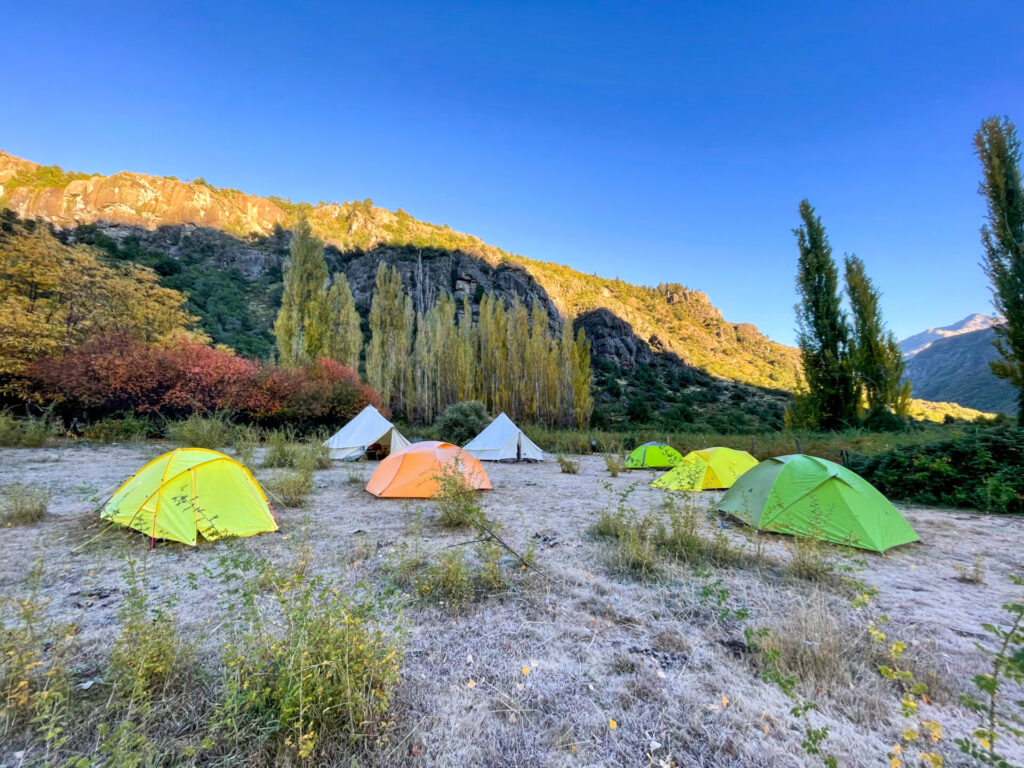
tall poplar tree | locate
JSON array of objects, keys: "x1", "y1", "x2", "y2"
[
  {"x1": 366, "y1": 263, "x2": 413, "y2": 414},
  {"x1": 320, "y1": 272, "x2": 363, "y2": 370},
  {"x1": 975, "y1": 116, "x2": 1024, "y2": 422},
  {"x1": 794, "y1": 200, "x2": 858, "y2": 430},
  {"x1": 274, "y1": 215, "x2": 328, "y2": 366},
  {"x1": 571, "y1": 326, "x2": 594, "y2": 428},
  {"x1": 844, "y1": 254, "x2": 910, "y2": 418}
]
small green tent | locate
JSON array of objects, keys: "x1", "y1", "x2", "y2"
[
  {"x1": 717, "y1": 454, "x2": 918, "y2": 552},
  {"x1": 624, "y1": 442, "x2": 683, "y2": 469}
]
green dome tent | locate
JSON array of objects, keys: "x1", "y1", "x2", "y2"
[
  {"x1": 717, "y1": 454, "x2": 919, "y2": 552},
  {"x1": 624, "y1": 442, "x2": 683, "y2": 469}
]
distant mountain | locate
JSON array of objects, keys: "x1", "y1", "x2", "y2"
[
  {"x1": 902, "y1": 323, "x2": 1018, "y2": 416},
  {"x1": 899, "y1": 313, "x2": 999, "y2": 357}
]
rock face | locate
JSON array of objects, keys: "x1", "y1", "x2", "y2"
[
  {"x1": 904, "y1": 325, "x2": 1018, "y2": 415},
  {"x1": 0, "y1": 151, "x2": 285, "y2": 236},
  {"x1": 338, "y1": 246, "x2": 562, "y2": 331},
  {"x1": 574, "y1": 309, "x2": 655, "y2": 368},
  {"x1": 0, "y1": 148, "x2": 803, "y2": 396}
]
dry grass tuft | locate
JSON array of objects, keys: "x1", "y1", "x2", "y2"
[
  {"x1": 954, "y1": 554, "x2": 986, "y2": 584},
  {"x1": 262, "y1": 469, "x2": 313, "y2": 507},
  {"x1": 1, "y1": 482, "x2": 50, "y2": 525},
  {"x1": 603, "y1": 454, "x2": 622, "y2": 477},
  {"x1": 557, "y1": 455, "x2": 580, "y2": 474}
]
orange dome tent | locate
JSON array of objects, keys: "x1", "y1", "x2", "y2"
[{"x1": 365, "y1": 441, "x2": 492, "y2": 498}]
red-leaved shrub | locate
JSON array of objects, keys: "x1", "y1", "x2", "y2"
[{"x1": 29, "y1": 336, "x2": 383, "y2": 432}]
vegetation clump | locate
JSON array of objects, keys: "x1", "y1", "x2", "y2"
[
  {"x1": 557, "y1": 455, "x2": 580, "y2": 474},
  {"x1": 218, "y1": 563, "x2": 402, "y2": 760},
  {"x1": 262, "y1": 469, "x2": 314, "y2": 508},
  {"x1": 433, "y1": 400, "x2": 490, "y2": 446},
  {"x1": 434, "y1": 462, "x2": 486, "y2": 528},
  {"x1": 0, "y1": 483, "x2": 50, "y2": 525},
  {"x1": 850, "y1": 427, "x2": 1024, "y2": 513},
  {"x1": 0, "y1": 410, "x2": 56, "y2": 447}
]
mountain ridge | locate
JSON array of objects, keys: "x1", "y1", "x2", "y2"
[
  {"x1": 899, "y1": 313, "x2": 999, "y2": 357},
  {"x1": 0, "y1": 149, "x2": 801, "y2": 393},
  {"x1": 901, "y1": 322, "x2": 1018, "y2": 416}
]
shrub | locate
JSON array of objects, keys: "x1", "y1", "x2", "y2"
[
  {"x1": 557, "y1": 456, "x2": 580, "y2": 474},
  {"x1": 29, "y1": 338, "x2": 383, "y2": 434},
  {"x1": 395, "y1": 542, "x2": 514, "y2": 609},
  {"x1": 82, "y1": 413, "x2": 159, "y2": 443},
  {"x1": 0, "y1": 410, "x2": 55, "y2": 447},
  {"x1": 294, "y1": 441, "x2": 332, "y2": 472},
  {"x1": 433, "y1": 401, "x2": 489, "y2": 446},
  {"x1": 220, "y1": 565, "x2": 402, "y2": 760},
  {"x1": 30, "y1": 335, "x2": 258, "y2": 421},
  {"x1": 262, "y1": 429, "x2": 299, "y2": 468},
  {"x1": 434, "y1": 462, "x2": 486, "y2": 528},
  {"x1": 109, "y1": 561, "x2": 196, "y2": 698},
  {"x1": 255, "y1": 358, "x2": 384, "y2": 432},
  {"x1": 262, "y1": 469, "x2": 313, "y2": 508},
  {"x1": 0, "y1": 564, "x2": 74, "y2": 750},
  {"x1": 850, "y1": 427, "x2": 1024, "y2": 513},
  {"x1": 231, "y1": 424, "x2": 261, "y2": 467},
  {"x1": 788, "y1": 535, "x2": 835, "y2": 582},
  {"x1": 1, "y1": 483, "x2": 50, "y2": 525},
  {"x1": 415, "y1": 550, "x2": 474, "y2": 606},
  {"x1": 168, "y1": 413, "x2": 236, "y2": 450},
  {"x1": 604, "y1": 454, "x2": 621, "y2": 477}
]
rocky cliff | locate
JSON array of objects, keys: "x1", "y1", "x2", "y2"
[{"x1": 0, "y1": 149, "x2": 801, "y2": 396}]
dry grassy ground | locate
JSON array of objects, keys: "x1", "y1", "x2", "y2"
[{"x1": 1, "y1": 444, "x2": 1022, "y2": 767}]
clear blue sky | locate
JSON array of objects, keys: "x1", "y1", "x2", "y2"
[{"x1": 3, "y1": 1, "x2": 1022, "y2": 344}]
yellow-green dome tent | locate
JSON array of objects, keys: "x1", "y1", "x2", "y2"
[
  {"x1": 652, "y1": 447, "x2": 758, "y2": 491},
  {"x1": 101, "y1": 448, "x2": 278, "y2": 546},
  {"x1": 624, "y1": 442, "x2": 683, "y2": 469}
]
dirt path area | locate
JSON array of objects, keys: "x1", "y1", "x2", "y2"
[{"x1": 2, "y1": 444, "x2": 1022, "y2": 766}]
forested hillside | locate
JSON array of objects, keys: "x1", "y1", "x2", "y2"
[{"x1": 0, "y1": 151, "x2": 992, "y2": 429}]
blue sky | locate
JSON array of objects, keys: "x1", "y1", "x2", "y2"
[{"x1": 3, "y1": 1, "x2": 1022, "y2": 344}]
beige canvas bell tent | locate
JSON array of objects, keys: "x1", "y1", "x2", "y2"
[
  {"x1": 463, "y1": 412, "x2": 544, "y2": 462},
  {"x1": 323, "y1": 405, "x2": 409, "y2": 461}
]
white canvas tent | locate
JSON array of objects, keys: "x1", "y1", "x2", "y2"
[
  {"x1": 324, "y1": 405, "x2": 410, "y2": 461},
  {"x1": 463, "y1": 412, "x2": 544, "y2": 462}
]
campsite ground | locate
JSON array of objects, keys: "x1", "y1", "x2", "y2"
[{"x1": 1, "y1": 443, "x2": 1022, "y2": 767}]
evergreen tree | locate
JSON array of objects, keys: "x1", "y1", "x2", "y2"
[
  {"x1": 793, "y1": 200, "x2": 858, "y2": 430},
  {"x1": 844, "y1": 254, "x2": 910, "y2": 418},
  {"x1": 975, "y1": 116, "x2": 1024, "y2": 422},
  {"x1": 321, "y1": 272, "x2": 362, "y2": 370},
  {"x1": 274, "y1": 215, "x2": 328, "y2": 366},
  {"x1": 366, "y1": 263, "x2": 413, "y2": 413}
]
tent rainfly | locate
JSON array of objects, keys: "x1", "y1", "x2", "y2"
[
  {"x1": 365, "y1": 441, "x2": 492, "y2": 498},
  {"x1": 653, "y1": 447, "x2": 758, "y2": 491},
  {"x1": 323, "y1": 405, "x2": 410, "y2": 461},
  {"x1": 624, "y1": 442, "x2": 684, "y2": 469},
  {"x1": 463, "y1": 412, "x2": 544, "y2": 462},
  {"x1": 717, "y1": 454, "x2": 919, "y2": 552},
  {"x1": 101, "y1": 448, "x2": 278, "y2": 546}
]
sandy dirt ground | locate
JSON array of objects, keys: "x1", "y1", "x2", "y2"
[{"x1": 2, "y1": 443, "x2": 1023, "y2": 767}]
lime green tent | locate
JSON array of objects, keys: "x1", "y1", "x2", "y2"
[
  {"x1": 101, "y1": 448, "x2": 278, "y2": 546},
  {"x1": 717, "y1": 454, "x2": 918, "y2": 552},
  {"x1": 624, "y1": 442, "x2": 683, "y2": 469},
  {"x1": 653, "y1": 447, "x2": 758, "y2": 491}
]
